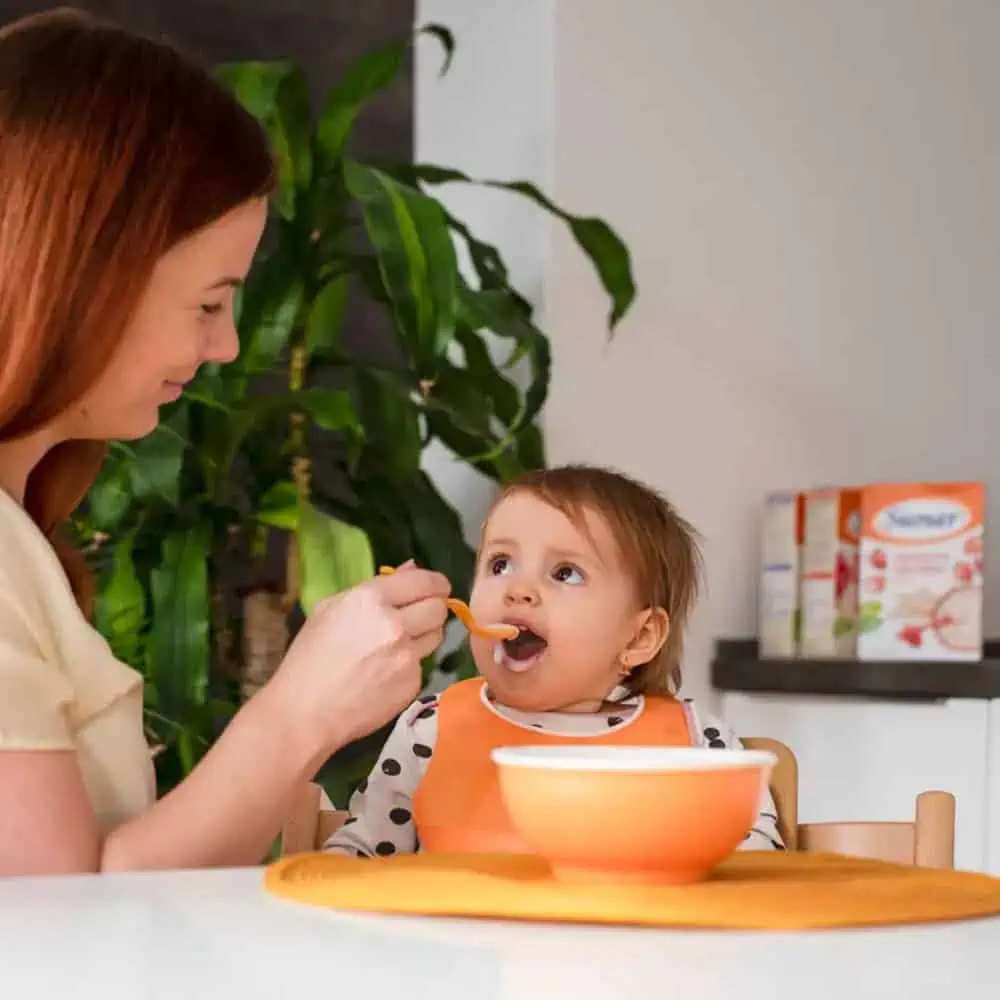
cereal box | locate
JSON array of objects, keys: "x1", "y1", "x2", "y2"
[
  {"x1": 758, "y1": 491, "x2": 803, "y2": 658},
  {"x1": 800, "y1": 488, "x2": 861, "y2": 658},
  {"x1": 857, "y1": 482, "x2": 985, "y2": 661}
]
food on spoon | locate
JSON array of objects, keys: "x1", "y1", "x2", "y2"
[{"x1": 378, "y1": 565, "x2": 518, "y2": 641}]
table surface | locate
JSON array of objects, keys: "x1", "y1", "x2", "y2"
[{"x1": 0, "y1": 866, "x2": 996, "y2": 999}]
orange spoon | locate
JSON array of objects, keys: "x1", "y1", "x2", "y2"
[{"x1": 378, "y1": 565, "x2": 518, "y2": 641}]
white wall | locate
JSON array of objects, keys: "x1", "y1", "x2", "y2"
[
  {"x1": 544, "y1": 0, "x2": 1000, "y2": 703},
  {"x1": 415, "y1": 0, "x2": 555, "y2": 544},
  {"x1": 416, "y1": 1, "x2": 1000, "y2": 708}
]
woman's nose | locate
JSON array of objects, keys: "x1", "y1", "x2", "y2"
[{"x1": 203, "y1": 317, "x2": 241, "y2": 365}]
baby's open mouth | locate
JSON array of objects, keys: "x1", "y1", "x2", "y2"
[{"x1": 497, "y1": 627, "x2": 548, "y2": 670}]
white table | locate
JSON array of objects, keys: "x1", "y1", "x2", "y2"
[{"x1": 0, "y1": 867, "x2": 996, "y2": 999}]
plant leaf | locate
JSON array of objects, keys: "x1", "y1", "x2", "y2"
[
  {"x1": 305, "y1": 276, "x2": 350, "y2": 359},
  {"x1": 275, "y1": 65, "x2": 313, "y2": 195},
  {"x1": 351, "y1": 367, "x2": 422, "y2": 483},
  {"x1": 424, "y1": 360, "x2": 496, "y2": 439},
  {"x1": 404, "y1": 472, "x2": 475, "y2": 600},
  {"x1": 321, "y1": 474, "x2": 413, "y2": 571},
  {"x1": 316, "y1": 24, "x2": 454, "y2": 168},
  {"x1": 215, "y1": 61, "x2": 291, "y2": 119},
  {"x1": 458, "y1": 285, "x2": 551, "y2": 435},
  {"x1": 94, "y1": 535, "x2": 146, "y2": 668},
  {"x1": 296, "y1": 387, "x2": 363, "y2": 467},
  {"x1": 513, "y1": 421, "x2": 546, "y2": 471},
  {"x1": 442, "y1": 211, "x2": 509, "y2": 290},
  {"x1": 500, "y1": 179, "x2": 635, "y2": 328},
  {"x1": 400, "y1": 163, "x2": 636, "y2": 330},
  {"x1": 451, "y1": 324, "x2": 521, "y2": 425},
  {"x1": 256, "y1": 481, "x2": 300, "y2": 530},
  {"x1": 344, "y1": 160, "x2": 458, "y2": 375},
  {"x1": 297, "y1": 502, "x2": 375, "y2": 615},
  {"x1": 419, "y1": 24, "x2": 455, "y2": 76},
  {"x1": 422, "y1": 411, "x2": 502, "y2": 484},
  {"x1": 86, "y1": 458, "x2": 133, "y2": 532},
  {"x1": 147, "y1": 528, "x2": 211, "y2": 718},
  {"x1": 296, "y1": 388, "x2": 360, "y2": 434},
  {"x1": 198, "y1": 388, "x2": 360, "y2": 490},
  {"x1": 216, "y1": 61, "x2": 311, "y2": 219},
  {"x1": 316, "y1": 47, "x2": 405, "y2": 167},
  {"x1": 120, "y1": 414, "x2": 189, "y2": 506},
  {"x1": 237, "y1": 241, "x2": 306, "y2": 376}
]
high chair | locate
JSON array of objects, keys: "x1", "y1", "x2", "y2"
[
  {"x1": 742, "y1": 736, "x2": 956, "y2": 869},
  {"x1": 281, "y1": 782, "x2": 348, "y2": 855},
  {"x1": 281, "y1": 742, "x2": 958, "y2": 868}
]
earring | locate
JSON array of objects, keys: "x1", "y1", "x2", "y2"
[{"x1": 617, "y1": 654, "x2": 632, "y2": 680}]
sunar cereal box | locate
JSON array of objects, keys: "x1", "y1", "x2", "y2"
[
  {"x1": 857, "y1": 483, "x2": 985, "y2": 661},
  {"x1": 800, "y1": 488, "x2": 861, "y2": 658},
  {"x1": 758, "y1": 491, "x2": 803, "y2": 658}
]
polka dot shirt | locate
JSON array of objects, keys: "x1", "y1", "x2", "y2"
[{"x1": 323, "y1": 686, "x2": 784, "y2": 858}]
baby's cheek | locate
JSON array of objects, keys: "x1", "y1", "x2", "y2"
[
  {"x1": 466, "y1": 578, "x2": 494, "y2": 617},
  {"x1": 551, "y1": 616, "x2": 619, "y2": 670},
  {"x1": 548, "y1": 620, "x2": 594, "y2": 661}
]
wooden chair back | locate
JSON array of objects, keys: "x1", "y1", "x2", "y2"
[
  {"x1": 742, "y1": 735, "x2": 799, "y2": 849},
  {"x1": 744, "y1": 736, "x2": 955, "y2": 868},
  {"x1": 280, "y1": 744, "x2": 957, "y2": 869},
  {"x1": 797, "y1": 791, "x2": 955, "y2": 868},
  {"x1": 280, "y1": 782, "x2": 348, "y2": 855}
]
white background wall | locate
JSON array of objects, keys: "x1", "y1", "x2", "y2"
[
  {"x1": 415, "y1": 0, "x2": 554, "y2": 545},
  {"x1": 418, "y1": 1, "x2": 1000, "y2": 706}
]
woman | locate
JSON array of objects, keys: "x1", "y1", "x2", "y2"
[{"x1": 0, "y1": 9, "x2": 450, "y2": 875}]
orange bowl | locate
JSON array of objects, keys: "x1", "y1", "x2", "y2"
[{"x1": 490, "y1": 745, "x2": 776, "y2": 885}]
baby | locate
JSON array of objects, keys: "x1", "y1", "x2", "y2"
[{"x1": 324, "y1": 464, "x2": 782, "y2": 857}]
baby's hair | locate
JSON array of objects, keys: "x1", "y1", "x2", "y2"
[{"x1": 486, "y1": 464, "x2": 703, "y2": 695}]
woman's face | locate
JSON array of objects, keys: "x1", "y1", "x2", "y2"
[{"x1": 67, "y1": 196, "x2": 268, "y2": 441}]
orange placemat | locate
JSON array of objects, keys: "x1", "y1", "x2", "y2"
[{"x1": 264, "y1": 850, "x2": 1000, "y2": 930}]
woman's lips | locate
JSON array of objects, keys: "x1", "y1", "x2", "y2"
[{"x1": 161, "y1": 379, "x2": 190, "y2": 402}]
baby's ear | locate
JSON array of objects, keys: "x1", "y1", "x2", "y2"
[{"x1": 621, "y1": 607, "x2": 670, "y2": 670}]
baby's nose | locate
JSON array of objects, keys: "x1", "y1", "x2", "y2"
[{"x1": 505, "y1": 581, "x2": 540, "y2": 605}]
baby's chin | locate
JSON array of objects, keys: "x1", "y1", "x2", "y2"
[
  {"x1": 475, "y1": 652, "x2": 549, "y2": 705},
  {"x1": 474, "y1": 654, "x2": 591, "y2": 714}
]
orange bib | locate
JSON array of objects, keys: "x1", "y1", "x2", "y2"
[{"x1": 412, "y1": 680, "x2": 693, "y2": 854}]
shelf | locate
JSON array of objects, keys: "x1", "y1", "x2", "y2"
[{"x1": 711, "y1": 638, "x2": 1000, "y2": 700}]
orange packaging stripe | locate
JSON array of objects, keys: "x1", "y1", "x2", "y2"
[
  {"x1": 860, "y1": 482, "x2": 985, "y2": 537},
  {"x1": 803, "y1": 488, "x2": 861, "y2": 544},
  {"x1": 838, "y1": 490, "x2": 861, "y2": 543}
]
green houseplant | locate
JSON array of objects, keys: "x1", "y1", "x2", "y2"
[{"x1": 73, "y1": 25, "x2": 635, "y2": 799}]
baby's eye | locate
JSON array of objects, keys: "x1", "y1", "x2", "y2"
[
  {"x1": 488, "y1": 555, "x2": 512, "y2": 576},
  {"x1": 553, "y1": 563, "x2": 584, "y2": 585}
]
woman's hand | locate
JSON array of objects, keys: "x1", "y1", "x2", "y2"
[
  {"x1": 0, "y1": 563, "x2": 449, "y2": 875},
  {"x1": 263, "y1": 563, "x2": 451, "y2": 756},
  {"x1": 96, "y1": 564, "x2": 450, "y2": 874}
]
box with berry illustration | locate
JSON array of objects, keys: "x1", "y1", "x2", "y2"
[
  {"x1": 857, "y1": 482, "x2": 985, "y2": 661},
  {"x1": 800, "y1": 488, "x2": 861, "y2": 658}
]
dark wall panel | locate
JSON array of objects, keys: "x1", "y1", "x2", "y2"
[{"x1": 0, "y1": 1, "x2": 414, "y2": 160}]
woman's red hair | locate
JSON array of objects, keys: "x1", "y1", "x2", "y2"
[{"x1": 0, "y1": 9, "x2": 275, "y2": 612}]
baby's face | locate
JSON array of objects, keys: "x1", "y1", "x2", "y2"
[{"x1": 468, "y1": 491, "x2": 650, "y2": 713}]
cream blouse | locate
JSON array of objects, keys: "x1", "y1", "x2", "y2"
[{"x1": 0, "y1": 490, "x2": 155, "y2": 832}]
